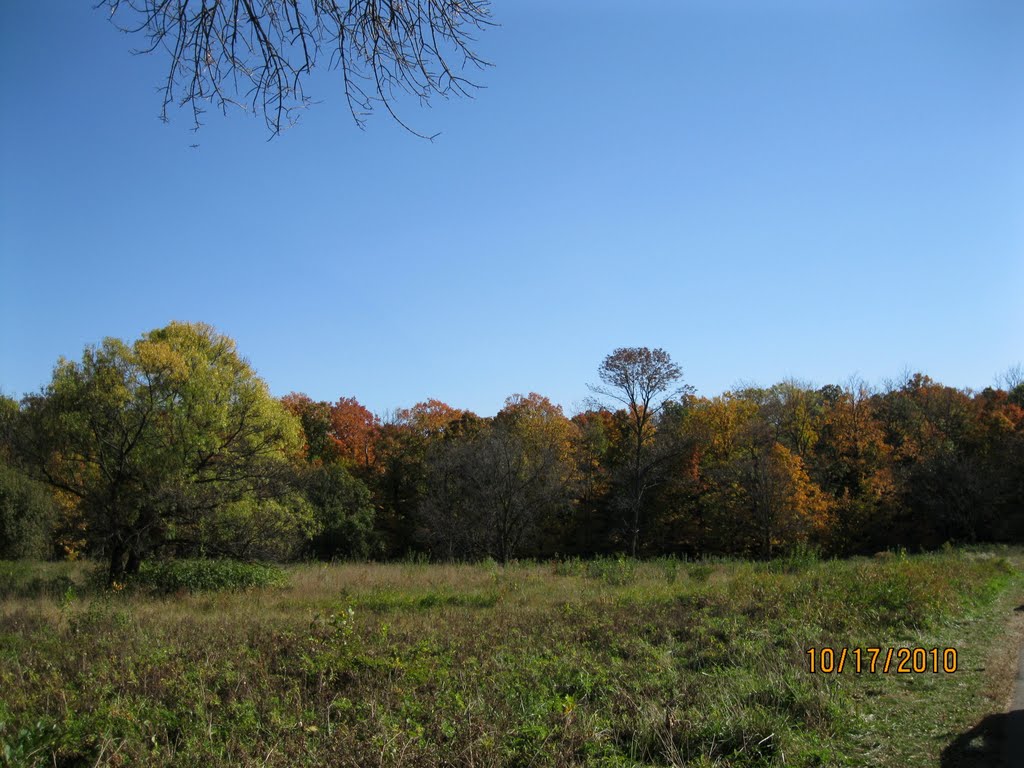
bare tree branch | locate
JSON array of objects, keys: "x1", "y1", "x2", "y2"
[{"x1": 98, "y1": 0, "x2": 494, "y2": 137}]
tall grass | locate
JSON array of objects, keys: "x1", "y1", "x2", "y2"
[{"x1": 0, "y1": 549, "x2": 1019, "y2": 767}]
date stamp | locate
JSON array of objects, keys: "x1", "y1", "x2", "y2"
[{"x1": 806, "y1": 646, "x2": 958, "y2": 674}]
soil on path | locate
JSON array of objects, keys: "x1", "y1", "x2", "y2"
[
  {"x1": 940, "y1": 598, "x2": 1024, "y2": 767},
  {"x1": 1009, "y1": 637, "x2": 1024, "y2": 768}
]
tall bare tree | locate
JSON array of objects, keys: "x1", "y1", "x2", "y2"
[
  {"x1": 100, "y1": 0, "x2": 494, "y2": 137},
  {"x1": 589, "y1": 347, "x2": 687, "y2": 556}
]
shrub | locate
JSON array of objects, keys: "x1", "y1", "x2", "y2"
[
  {"x1": 0, "y1": 462, "x2": 58, "y2": 560},
  {"x1": 585, "y1": 556, "x2": 637, "y2": 585},
  {"x1": 134, "y1": 559, "x2": 287, "y2": 594},
  {"x1": 768, "y1": 542, "x2": 821, "y2": 574},
  {"x1": 0, "y1": 561, "x2": 75, "y2": 599}
]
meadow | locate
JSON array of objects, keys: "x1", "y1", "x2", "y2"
[{"x1": 1, "y1": 549, "x2": 1021, "y2": 767}]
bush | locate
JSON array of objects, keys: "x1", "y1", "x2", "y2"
[
  {"x1": 0, "y1": 561, "x2": 76, "y2": 599},
  {"x1": 134, "y1": 559, "x2": 287, "y2": 594},
  {"x1": 0, "y1": 462, "x2": 58, "y2": 560},
  {"x1": 768, "y1": 542, "x2": 821, "y2": 574},
  {"x1": 585, "y1": 555, "x2": 637, "y2": 585}
]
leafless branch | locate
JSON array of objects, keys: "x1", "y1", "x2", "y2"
[{"x1": 98, "y1": 0, "x2": 494, "y2": 136}]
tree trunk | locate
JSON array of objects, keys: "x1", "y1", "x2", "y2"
[
  {"x1": 630, "y1": 501, "x2": 639, "y2": 558},
  {"x1": 108, "y1": 542, "x2": 127, "y2": 585},
  {"x1": 126, "y1": 548, "x2": 142, "y2": 575}
]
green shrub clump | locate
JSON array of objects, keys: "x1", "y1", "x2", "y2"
[
  {"x1": 136, "y1": 559, "x2": 287, "y2": 594},
  {"x1": 0, "y1": 462, "x2": 58, "y2": 560},
  {"x1": 0, "y1": 561, "x2": 75, "y2": 599}
]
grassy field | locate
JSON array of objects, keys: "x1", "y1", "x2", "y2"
[{"x1": 1, "y1": 549, "x2": 1022, "y2": 767}]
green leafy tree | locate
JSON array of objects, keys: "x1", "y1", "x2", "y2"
[
  {"x1": 305, "y1": 463, "x2": 377, "y2": 560},
  {"x1": 19, "y1": 322, "x2": 311, "y2": 582}
]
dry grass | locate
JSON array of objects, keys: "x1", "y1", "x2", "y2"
[{"x1": 1, "y1": 550, "x2": 1022, "y2": 767}]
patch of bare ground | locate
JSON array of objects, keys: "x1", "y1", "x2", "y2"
[{"x1": 939, "y1": 563, "x2": 1024, "y2": 768}]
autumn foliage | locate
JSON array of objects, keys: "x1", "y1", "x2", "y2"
[{"x1": 5, "y1": 333, "x2": 1024, "y2": 564}]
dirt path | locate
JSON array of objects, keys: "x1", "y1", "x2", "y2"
[
  {"x1": 1008, "y1": 629, "x2": 1024, "y2": 768},
  {"x1": 996, "y1": 601, "x2": 1024, "y2": 767},
  {"x1": 940, "y1": 590, "x2": 1024, "y2": 767},
  {"x1": 986, "y1": 570, "x2": 1024, "y2": 767}
]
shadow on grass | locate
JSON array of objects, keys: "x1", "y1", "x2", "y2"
[{"x1": 940, "y1": 709, "x2": 1024, "y2": 768}]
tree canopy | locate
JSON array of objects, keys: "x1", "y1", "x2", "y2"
[
  {"x1": 4, "y1": 331, "x2": 1023, "y2": 568},
  {"x1": 17, "y1": 322, "x2": 311, "y2": 580}
]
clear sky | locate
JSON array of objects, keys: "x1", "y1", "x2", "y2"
[{"x1": 1, "y1": 1, "x2": 1021, "y2": 416}]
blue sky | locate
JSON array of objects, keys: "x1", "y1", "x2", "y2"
[{"x1": 1, "y1": 1, "x2": 1021, "y2": 416}]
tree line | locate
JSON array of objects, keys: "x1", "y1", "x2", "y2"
[{"x1": 2, "y1": 322, "x2": 1022, "y2": 580}]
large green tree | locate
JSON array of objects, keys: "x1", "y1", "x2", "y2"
[
  {"x1": 19, "y1": 322, "x2": 312, "y2": 581},
  {"x1": 304, "y1": 463, "x2": 377, "y2": 560}
]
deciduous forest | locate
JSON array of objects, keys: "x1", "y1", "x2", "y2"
[{"x1": 3, "y1": 322, "x2": 1022, "y2": 575}]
